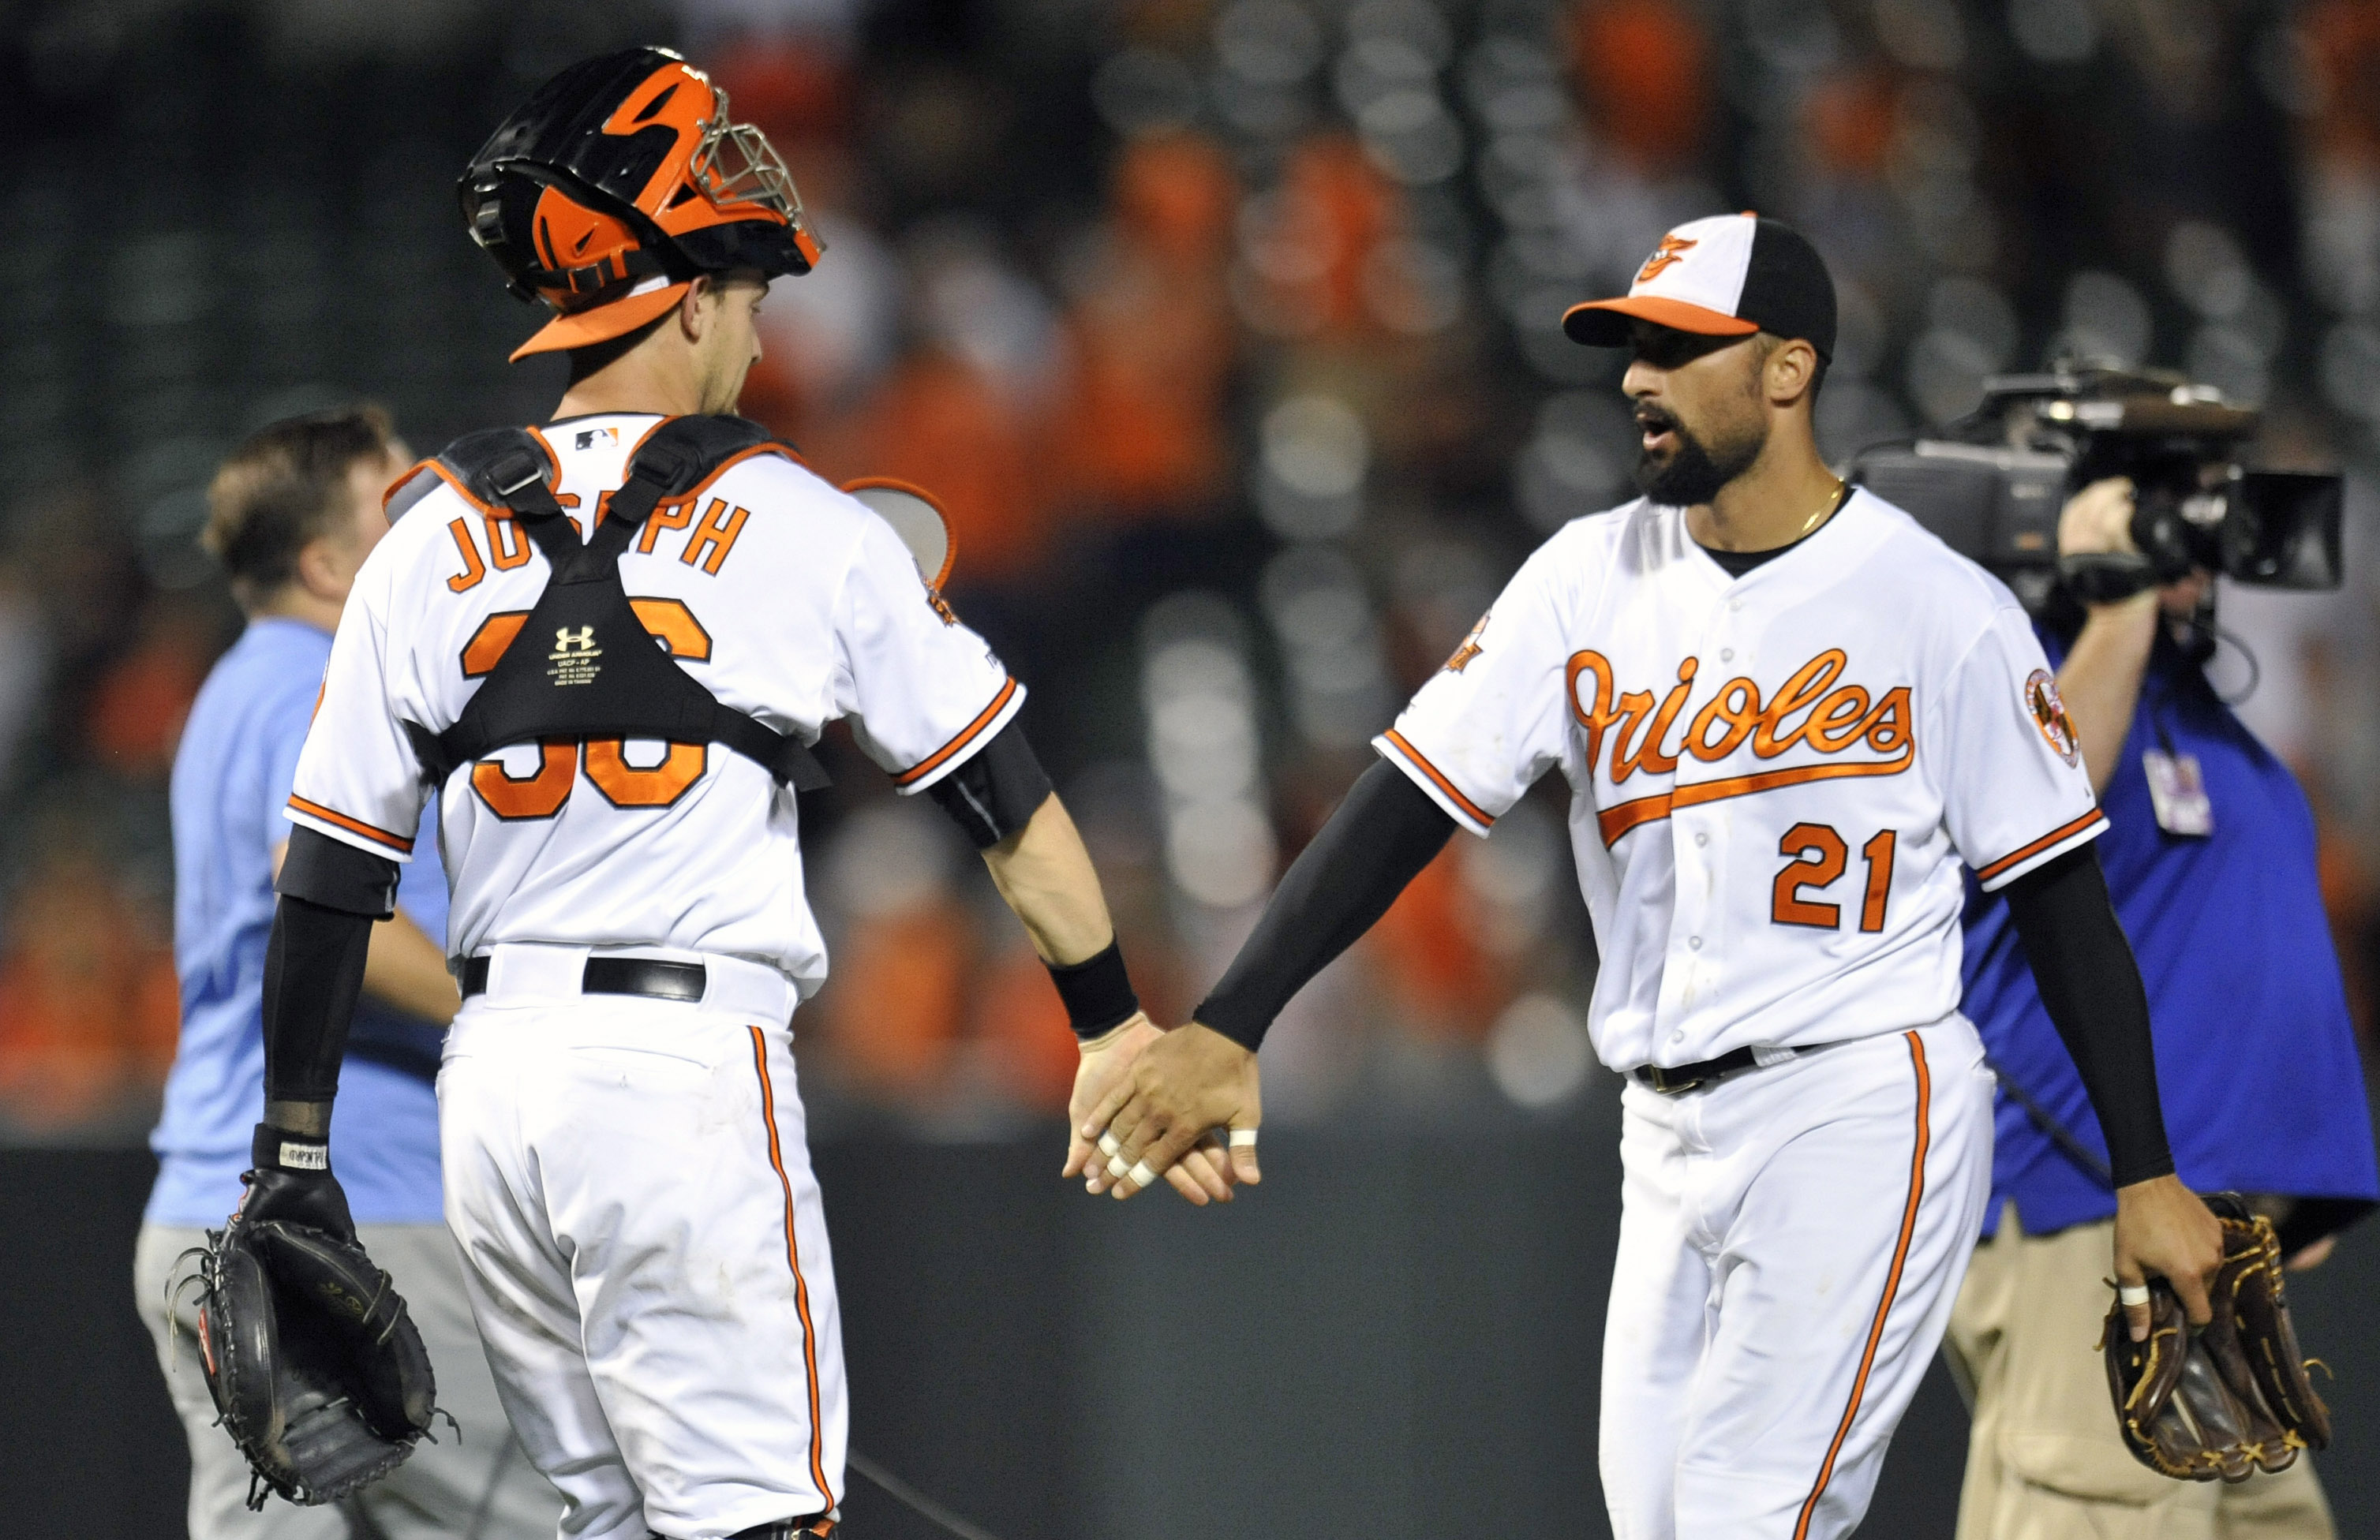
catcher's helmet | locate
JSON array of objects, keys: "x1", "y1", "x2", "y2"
[{"x1": 460, "y1": 47, "x2": 824, "y2": 361}]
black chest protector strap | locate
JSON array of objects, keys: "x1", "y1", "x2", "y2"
[{"x1": 402, "y1": 415, "x2": 830, "y2": 792}]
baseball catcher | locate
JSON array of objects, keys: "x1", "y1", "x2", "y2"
[
  {"x1": 2105, "y1": 1193, "x2": 2331, "y2": 1484},
  {"x1": 185, "y1": 1127, "x2": 440, "y2": 1508}
]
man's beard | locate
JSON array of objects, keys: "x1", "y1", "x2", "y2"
[{"x1": 1633, "y1": 406, "x2": 1768, "y2": 506}]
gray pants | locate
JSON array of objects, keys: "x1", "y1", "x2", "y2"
[{"x1": 137, "y1": 1222, "x2": 563, "y2": 1540}]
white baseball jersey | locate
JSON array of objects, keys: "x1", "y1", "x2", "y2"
[
  {"x1": 1378, "y1": 488, "x2": 2101, "y2": 1071},
  {"x1": 287, "y1": 412, "x2": 1021, "y2": 992}
]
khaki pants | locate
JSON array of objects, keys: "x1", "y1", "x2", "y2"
[
  {"x1": 1943, "y1": 1207, "x2": 2333, "y2": 1540},
  {"x1": 137, "y1": 1222, "x2": 563, "y2": 1540}
]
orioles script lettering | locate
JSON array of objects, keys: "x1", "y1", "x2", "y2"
[{"x1": 1568, "y1": 647, "x2": 1914, "y2": 787}]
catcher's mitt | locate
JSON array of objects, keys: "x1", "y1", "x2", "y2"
[
  {"x1": 188, "y1": 1182, "x2": 440, "y2": 1508},
  {"x1": 2102, "y1": 1193, "x2": 2330, "y2": 1482}
]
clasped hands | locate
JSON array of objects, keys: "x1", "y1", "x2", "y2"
[{"x1": 1063, "y1": 1016, "x2": 1262, "y2": 1206}]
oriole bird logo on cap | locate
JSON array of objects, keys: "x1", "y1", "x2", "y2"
[{"x1": 1636, "y1": 234, "x2": 1698, "y2": 284}]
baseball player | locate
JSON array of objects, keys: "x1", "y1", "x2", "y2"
[
  {"x1": 1087, "y1": 215, "x2": 2225, "y2": 1538},
  {"x1": 230, "y1": 50, "x2": 1223, "y2": 1540}
]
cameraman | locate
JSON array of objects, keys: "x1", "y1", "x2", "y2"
[{"x1": 1945, "y1": 476, "x2": 2379, "y2": 1538}]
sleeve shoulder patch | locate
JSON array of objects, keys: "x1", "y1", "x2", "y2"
[
  {"x1": 2023, "y1": 667, "x2": 2080, "y2": 765},
  {"x1": 1443, "y1": 611, "x2": 1489, "y2": 672}
]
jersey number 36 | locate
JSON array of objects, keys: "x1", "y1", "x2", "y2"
[{"x1": 461, "y1": 601, "x2": 713, "y2": 820}]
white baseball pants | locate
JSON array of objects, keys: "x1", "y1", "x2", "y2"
[
  {"x1": 1599, "y1": 1015, "x2": 1993, "y2": 1540},
  {"x1": 438, "y1": 945, "x2": 846, "y2": 1540}
]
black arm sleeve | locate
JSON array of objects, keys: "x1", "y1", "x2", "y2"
[
  {"x1": 2001, "y1": 844, "x2": 2176, "y2": 1188},
  {"x1": 1195, "y1": 758, "x2": 1458, "y2": 1050},
  {"x1": 275, "y1": 825, "x2": 400, "y2": 918},
  {"x1": 260, "y1": 895, "x2": 375, "y2": 1106},
  {"x1": 928, "y1": 720, "x2": 1053, "y2": 849}
]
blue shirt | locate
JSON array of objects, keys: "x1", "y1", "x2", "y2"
[
  {"x1": 147, "y1": 618, "x2": 450, "y2": 1228},
  {"x1": 1962, "y1": 621, "x2": 2380, "y2": 1235}
]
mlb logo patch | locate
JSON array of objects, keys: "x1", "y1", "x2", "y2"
[{"x1": 575, "y1": 426, "x2": 619, "y2": 450}]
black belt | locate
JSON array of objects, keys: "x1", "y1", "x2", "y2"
[
  {"x1": 459, "y1": 955, "x2": 708, "y2": 1003},
  {"x1": 1631, "y1": 1045, "x2": 1791, "y2": 1096}
]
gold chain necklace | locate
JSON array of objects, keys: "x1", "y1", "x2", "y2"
[{"x1": 1796, "y1": 477, "x2": 1849, "y2": 539}]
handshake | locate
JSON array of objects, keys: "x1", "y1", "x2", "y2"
[{"x1": 1062, "y1": 1015, "x2": 1265, "y2": 1205}]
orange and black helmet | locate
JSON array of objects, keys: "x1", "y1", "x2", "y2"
[{"x1": 460, "y1": 47, "x2": 824, "y2": 361}]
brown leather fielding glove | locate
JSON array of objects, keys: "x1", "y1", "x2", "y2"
[{"x1": 2103, "y1": 1193, "x2": 2330, "y2": 1482}]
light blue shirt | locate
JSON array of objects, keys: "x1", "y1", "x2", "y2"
[{"x1": 147, "y1": 618, "x2": 449, "y2": 1228}]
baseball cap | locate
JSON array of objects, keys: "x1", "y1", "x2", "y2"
[{"x1": 1562, "y1": 213, "x2": 1837, "y2": 361}]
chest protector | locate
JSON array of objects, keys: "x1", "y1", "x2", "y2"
[{"x1": 400, "y1": 414, "x2": 829, "y2": 792}]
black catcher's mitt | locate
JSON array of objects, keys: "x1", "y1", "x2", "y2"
[
  {"x1": 2102, "y1": 1192, "x2": 2331, "y2": 1482},
  {"x1": 189, "y1": 1144, "x2": 440, "y2": 1508}
]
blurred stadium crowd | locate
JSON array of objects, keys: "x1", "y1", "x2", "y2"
[{"x1": 1, "y1": 0, "x2": 2376, "y2": 1144}]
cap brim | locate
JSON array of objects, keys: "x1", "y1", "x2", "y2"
[
  {"x1": 1561, "y1": 296, "x2": 1762, "y2": 346},
  {"x1": 509, "y1": 281, "x2": 691, "y2": 362}
]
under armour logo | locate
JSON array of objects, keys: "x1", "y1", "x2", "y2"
[
  {"x1": 547, "y1": 626, "x2": 603, "y2": 686},
  {"x1": 1635, "y1": 234, "x2": 1697, "y2": 284}
]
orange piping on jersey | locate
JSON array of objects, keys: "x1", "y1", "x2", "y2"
[
  {"x1": 891, "y1": 677, "x2": 1019, "y2": 789},
  {"x1": 1794, "y1": 1030, "x2": 1930, "y2": 1540},
  {"x1": 524, "y1": 424, "x2": 563, "y2": 486},
  {"x1": 748, "y1": 1026, "x2": 836, "y2": 1513},
  {"x1": 1595, "y1": 744, "x2": 1917, "y2": 846},
  {"x1": 1974, "y1": 809, "x2": 2106, "y2": 884},
  {"x1": 286, "y1": 795, "x2": 415, "y2": 855},
  {"x1": 840, "y1": 477, "x2": 958, "y2": 589},
  {"x1": 668, "y1": 441, "x2": 806, "y2": 509},
  {"x1": 1382, "y1": 729, "x2": 1496, "y2": 829},
  {"x1": 383, "y1": 459, "x2": 436, "y2": 514},
  {"x1": 415, "y1": 460, "x2": 507, "y2": 521}
]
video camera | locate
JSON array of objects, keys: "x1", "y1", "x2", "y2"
[{"x1": 1848, "y1": 368, "x2": 2342, "y2": 613}]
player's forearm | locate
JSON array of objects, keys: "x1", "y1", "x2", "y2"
[
  {"x1": 1196, "y1": 758, "x2": 1455, "y2": 1051},
  {"x1": 981, "y1": 793, "x2": 1117, "y2": 966},
  {"x1": 2056, "y1": 593, "x2": 2157, "y2": 796},
  {"x1": 263, "y1": 828, "x2": 404, "y2": 1136},
  {"x1": 261, "y1": 896, "x2": 376, "y2": 1130},
  {"x1": 364, "y1": 908, "x2": 460, "y2": 1026},
  {"x1": 2001, "y1": 845, "x2": 2175, "y2": 1187}
]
